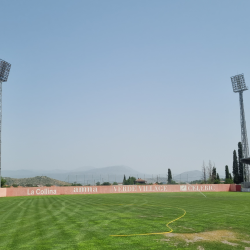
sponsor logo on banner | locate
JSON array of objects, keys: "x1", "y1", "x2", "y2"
[
  {"x1": 180, "y1": 185, "x2": 187, "y2": 191},
  {"x1": 112, "y1": 185, "x2": 168, "y2": 192},
  {"x1": 27, "y1": 188, "x2": 56, "y2": 195},
  {"x1": 187, "y1": 185, "x2": 215, "y2": 191}
]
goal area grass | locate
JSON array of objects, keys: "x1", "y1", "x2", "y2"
[{"x1": 0, "y1": 192, "x2": 250, "y2": 249}]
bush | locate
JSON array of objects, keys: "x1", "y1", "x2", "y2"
[
  {"x1": 12, "y1": 184, "x2": 19, "y2": 187},
  {"x1": 101, "y1": 182, "x2": 111, "y2": 186},
  {"x1": 112, "y1": 182, "x2": 118, "y2": 185},
  {"x1": 225, "y1": 178, "x2": 234, "y2": 184},
  {"x1": 214, "y1": 179, "x2": 220, "y2": 184}
]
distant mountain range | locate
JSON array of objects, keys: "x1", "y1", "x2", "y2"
[
  {"x1": 173, "y1": 170, "x2": 202, "y2": 183},
  {"x1": 2, "y1": 167, "x2": 203, "y2": 185}
]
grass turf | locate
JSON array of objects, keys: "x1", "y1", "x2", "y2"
[{"x1": 0, "y1": 192, "x2": 250, "y2": 249}]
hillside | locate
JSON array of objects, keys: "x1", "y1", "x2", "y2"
[
  {"x1": 4, "y1": 176, "x2": 70, "y2": 187},
  {"x1": 173, "y1": 170, "x2": 202, "y2": 183},
  {"x1": 2, "y1": 166, "x2": 144, "y2": 184}
]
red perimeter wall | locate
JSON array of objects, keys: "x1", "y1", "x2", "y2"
[{"x1": 0, "y1": 184, "x2": 238, "y2": 198}]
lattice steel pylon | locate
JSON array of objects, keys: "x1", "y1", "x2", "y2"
[
  {"x1": 0, "y1": 59, "x2": 11, "y2": 188},
  {"x1": 231, "y1": 74, "x2": 249, "y2": 182}
]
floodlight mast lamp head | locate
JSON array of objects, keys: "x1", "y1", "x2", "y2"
[
  {"x1": 231, "y1": 73, "x2": 248, "y2": 93},
  {"x1": 0, "y1": 59, "x2": 11, "y2": 188},
  {"x1": 0, "y1": 59, "x2": 11, "y2": 83}
]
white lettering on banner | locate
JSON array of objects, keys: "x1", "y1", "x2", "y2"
[
  {"x1": 113, "y1": 186, "x2": 137, "y2": 192},
  {"x1": 27, "y1": 189, "x2": 56, "y2": 195},
  {"x1": 180, "y1": 185, "x2": 187, "y2": 191},
  {"x1": 186, "y1": 185, "x2": 215, "y2": 192},
  {"x1": 154, "y1": 186, "x2": 168, "y2": 192},
  {"x1": 27, "y1": 189, "x2": 34, "y2": 195},
  {"x1": 112, "y1": 185, "x2": 167, "y2": 193},
  {"x1": 73, "y1": 187, "x2": 98, "y2": 193}
]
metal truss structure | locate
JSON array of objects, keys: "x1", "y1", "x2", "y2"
[
  {"x1": 0, "y1": 59, "x2": 11, "y2": 188},
  {"x1": 231, "y1": 74, "x2": 249, "y2": 182}
]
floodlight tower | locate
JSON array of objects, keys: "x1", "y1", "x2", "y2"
[
  {"x1": 0, "y1": 59, "x2": 11, "y2": 188},
  {"x1": 231, "y1": 74, "x2": 249, "y2": 182}
]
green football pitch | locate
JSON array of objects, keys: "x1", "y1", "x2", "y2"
[{"x1": 0, "y1": 192, "x2": 250, "y2": 249}]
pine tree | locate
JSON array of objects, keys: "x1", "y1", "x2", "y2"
[
  {"x1": 225, "y1": 165, "x2": 230, "y2": 179},
  {"x1": 238, "y1": 142, "x2": 244, "y2": 183},
  {"x1": 214, "y1": 173, "x2": 220, "y2": 184},
  {"x1": 168, "y1": 169, "x2": 172, "y2": 184},
  {"x1": 216, "y1": 173, "x2": 220, "y2": 181},
  {"x1": 233, "y1": 150, "x2": 239, "y2": 184},
  {"x1": 123, "y1": 175, "x2": 126, "y2": 185},
  {"x1": 211, "y1": 167, "x2": 216, "y2": 183}
]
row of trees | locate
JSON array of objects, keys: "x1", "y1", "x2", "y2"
[
  {"x1": 123, "y1": 176, "x2": 136, "y2": 185},
  {"x1": 201, "y1": 161, "x2": 220, "y2": 184},
  {"x1": 224, "y1": 142, "x2": 245, "y2": 184},
  {"x1": 232, "y1": 142, "x2": 244, "y2": 184}
]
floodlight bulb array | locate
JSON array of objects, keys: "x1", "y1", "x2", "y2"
[
  {"x1": 0, "y1": 59, "x2": 11, "y2": 82},
  {"x1": 231, "y1": 74, "x2": 248, "y2": 93}
]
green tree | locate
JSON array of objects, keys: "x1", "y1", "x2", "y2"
[
  {"x1": 225, "y1": 165, "x2": 230, "y2": 179},
  {"x1": 1, "y1": 177, "x2": 6, "y2": 187},
  {"x1": 211, "y1": 167, "x2": 216, "y2": 183},
  {"x1": 214, "y1": 173, "x2": 220, "y2": 184},
  {"x1": 12, "y1": 183, "x2": 18, "y2": 187},
  {"x1": 168, "y1": 169, "x2": 172, "y2": 184},
  {"x1": 96, "y1": 182, "x2": 100, "y2": 186},
  {"x1": 225, "y1": 165, "x2": 233, "y2": 184},
  {"x1": 112, "y1": 182, "x2": 118, "y2": 185},
  {"x1": 233, "y1": 150, "x2": 239, "y2": 184},
  {"x1": 238, "y1": 142, "x2": 244, "y2": 183},
  {"x1": 123, "y1": 176, "x2": 136, "y2": 185},
  {"x1": 123, "y1": 175, "x2": 126, "y2": 185},
  {"x1": 216, "y1": 173, "x2": 220, "y2": 181}
]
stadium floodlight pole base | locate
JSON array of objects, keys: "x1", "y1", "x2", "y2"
[{"x1": 239, "y1": 91, "x2": 250, "y2": 182}]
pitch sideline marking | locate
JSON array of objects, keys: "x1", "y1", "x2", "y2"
[{"x1": 109, "y1": 205, "x2": 186, "y2": 237}]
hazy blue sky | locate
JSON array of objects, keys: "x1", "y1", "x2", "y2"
[{"x1": 1, "y1": 0, "x2": 250, "y2": 175}]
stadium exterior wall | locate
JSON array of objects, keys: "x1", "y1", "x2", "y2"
[{"x1": 0, "y1": 184, "x2": 238, "y2": 197}]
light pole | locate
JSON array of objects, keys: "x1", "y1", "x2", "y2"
[
  {"x1": 0, "y1": 59, "x2": 11, "y2": 188},
  {"x1": 231, "y1": 74, "x2": 249, "y2": 182}
]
